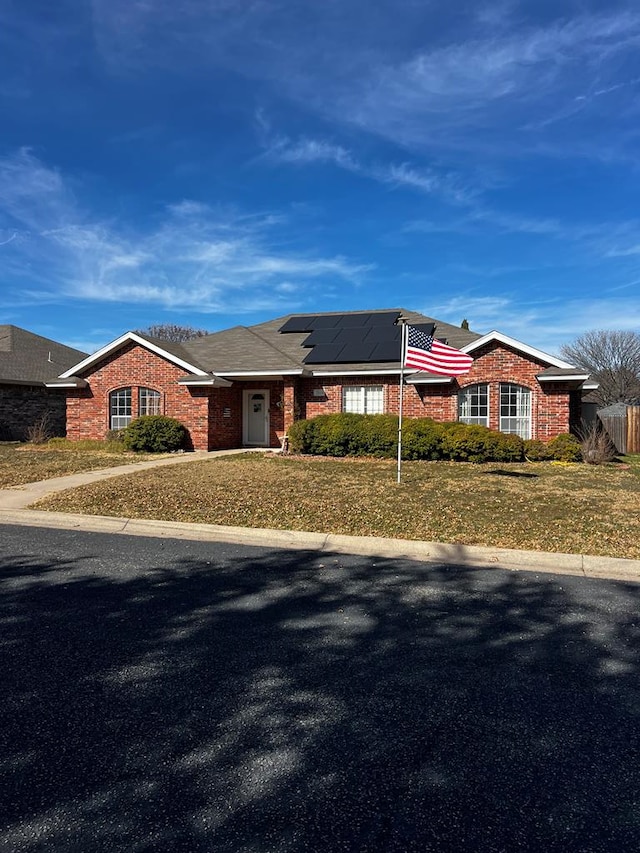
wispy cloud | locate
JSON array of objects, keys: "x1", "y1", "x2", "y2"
[
  {"x1": 431, "y1": 294, "x2": 640, "y2": 354},
  {"x1": 337, "y1": 10, "x2": 640, "y2": 153},
  {"x1": 0, "y1": 149, "x2": 372, "y2": 313},
  {"x1": 263, "y1": 130, "x2": 478, "y2": 204}
]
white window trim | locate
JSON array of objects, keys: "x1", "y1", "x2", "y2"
[
  {"x1": 110, "y1": 387, "x2": 132, "y2": 430},
  {"x1": 342, "y1": 385, "x2": 385, "y2": 415},
  {"x1": 458, "y1": 384, "x2": 489, "y2": 427},
  {"x1": 499, "y1": 383, "x2": 532, "y2": 439}
]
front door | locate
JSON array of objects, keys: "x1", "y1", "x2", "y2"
[{"x1": 243, "y1": 390, "x2": 270, "y2": 446}]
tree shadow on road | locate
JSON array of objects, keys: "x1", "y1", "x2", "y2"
[{"x1": 1, "y1": 532, "x2": 639, "y2": 851}]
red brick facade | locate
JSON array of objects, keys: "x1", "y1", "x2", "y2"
[{"x1": 65, "y1": 339, "x2": 581, "y2": 450}]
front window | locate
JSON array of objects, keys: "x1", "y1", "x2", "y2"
[
  {"x1": 500, "y1": 384, "x2": 531, "y2": 439},
  {"x1": 458, "y1": 384, "x2": 489, "y2": 426},
  {"x1": 139, "y1": 387, "x2": 161, "y2": 416},
  {"x1": 110, "y1": 388, "x2": 131, "y2": 430},
  {"x1": 342, "y1": 385, "x2": 384, "y2": 414}
]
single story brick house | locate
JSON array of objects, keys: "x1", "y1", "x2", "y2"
[
  {"x1": 0, "y1": 325, "x2": 87, "y2": 440},
  {"x1": 47, "y1": 309, "x2": 595, "y2": 451}
]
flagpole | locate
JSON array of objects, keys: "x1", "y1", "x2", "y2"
[{"x1": 397, "y1": 319, "x2": 407, "y2": 484}]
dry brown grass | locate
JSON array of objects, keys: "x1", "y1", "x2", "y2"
[
  {"x1": 0, "y1": 442, "x2": 158, "y2": 488},
  {"x1": 34, "y1": 452, "x2": 640, "y2": 559}
]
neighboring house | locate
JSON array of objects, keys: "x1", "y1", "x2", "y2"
[
  {"x1": 0, "y1": 325, "x2": 87, "y2": 440},
  {"x1": 47, "y1": 309, "x2": 596, "y2": 451}
]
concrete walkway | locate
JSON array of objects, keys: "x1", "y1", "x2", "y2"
[{"x1": 0, "y1": 449, "x2": 639, "y2": 583}]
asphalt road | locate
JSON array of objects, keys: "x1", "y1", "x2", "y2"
[{"x1": 1, "y1": 524, "x2": 639, "y2": 853}]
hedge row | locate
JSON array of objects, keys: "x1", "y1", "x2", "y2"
[{"x1": 287, "y1": 413, "x2": 582, "y2": 463}]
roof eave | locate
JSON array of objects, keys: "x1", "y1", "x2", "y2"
[
  {"x1": 177, "y1": 374, "x2": 233, "y2": 387},
  {"x1": 537, "y1": 373, "x2": 590, "y2": 383},
  {"x1": 215, "y1": 369, "x2": 310, "y2": 378},
  {"x1": 406, "y1": 374, "x2": 455, "y2": 384},
  {"x1": 44, "y1": 377, "x2": 89, "y2": 389},
  {"x1": 464, "y1": 331, "x2": 575, "y2": 369}
]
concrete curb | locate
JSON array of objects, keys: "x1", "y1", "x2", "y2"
[{"x1": 1, "y1": 507, "x2": 639, "y2": 583}]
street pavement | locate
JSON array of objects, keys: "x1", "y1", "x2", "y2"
[{"x1": 1, "y1": 524, "x2": 639, "y2": 852}]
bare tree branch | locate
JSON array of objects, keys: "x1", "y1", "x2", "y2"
[
  {"x1": 561, "y1": 330, "x2": 640, "y2": 407},
  {"x1": 136, "y1": 324, "x2": 210, "y2": 343}
]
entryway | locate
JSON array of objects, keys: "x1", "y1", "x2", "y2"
[{"x1": 242, "y1": 389, "x2": 270, "y2": 446}]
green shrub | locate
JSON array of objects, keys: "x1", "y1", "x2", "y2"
[
  {"x1": 402, "y1": 418, "x2": 445, "y2": 460},
  {"x1": 523, "y1": 434, "x2": 582, "y2": 463},
  {"x1": 523, "y1": 439, "x2": 553, "y2": 461},
  {"x1": 351, "y1": 414, "x2": 398, "y2": 457},
  {"x1": 288, "y1": 414, "x2": 524, "y2": 462},
  {"x1": 439, "y1": 423, "x2": 524, "y2": 463},
  {"x1": 287, "y1": 418, "x2": 313, "y2": 454},
  {"x1": 122, "y1": 416, "x2": 187, "y2": 453},
  {"x1": 547, "y1": 433, "x2": 582, "y2": 463}
]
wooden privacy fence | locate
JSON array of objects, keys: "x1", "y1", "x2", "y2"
[{"x1": 598, "y1": 405, "x2": 640, "y2": 454}]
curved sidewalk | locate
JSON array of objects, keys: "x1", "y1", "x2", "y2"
[{"x1": 0, "y1": 450, "x2": 639, "y2": 584}]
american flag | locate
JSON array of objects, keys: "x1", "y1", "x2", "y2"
[{"x1": 404, "y1": 325, "x2": 473, "y2": 375}]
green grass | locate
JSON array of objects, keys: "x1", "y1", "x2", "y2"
[
  {"x1": 34, "y1": 453, "x2": 640, "y2": 559},
  {"x1": 0, "y1": 441, "x2": 160, "y2": 488}
]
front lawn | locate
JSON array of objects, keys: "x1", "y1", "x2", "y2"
[
  {"x1": 34, "y1": 453, "x2": 640, "y2": 559},
  {"x1": 0, "y1": 441, "x2": 159, "y2": 488}
]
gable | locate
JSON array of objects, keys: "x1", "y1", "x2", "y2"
[{"x1": 59, "y1": 332, "x2": 208, "y2": 379}]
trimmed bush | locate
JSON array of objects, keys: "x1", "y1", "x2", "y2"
[
  {"x1": 523, "y1": 439, "x2": 553, "y2": 461},
  {"x1": 402, "y1": 418, "x2": 445, "y2": 460},
  {"x1": 440, "y1": 423, "x2": 524, "y2": 463},
  {"x1": 288, "y1": 414, "x2": 525, "y2": 462},
  {"x1": 287, "y1": 418, "x2": 313, "y2": 454},
  {"x1": 547, "y1": 433, "x2": 582, "y2": 463},
  {"x1": 122, "y1": 416, "x2": 187, "y2": 453},
  {"x1": 523, "y1": 434, "x2": 582, "y2": 462}
]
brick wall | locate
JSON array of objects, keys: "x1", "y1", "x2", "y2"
[
  {"x1": 0, "y1": 384, "x2": 67, "y2": 440},
  {"x1": 66, "y1": 345, "x2": 290, "y2": 451},
  {"x1": 66, "y1": 342, "x2": 212, "y2": 450},
  {"x1": 290, "y1": 342, "x2": 575, "y2": 440},
  {"x1": 65, "y1": 340, "x2": 576, "y2": 449}
]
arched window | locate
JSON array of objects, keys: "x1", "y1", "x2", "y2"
[
  {"x1": 139, "y1": 387, "x2": 161, "y2": 416},
  {"x1": 458, "y1": 384, "x2": 489, "y2": 427},
  {"x1": 110, "y1": 388, "x2": 131, "y2": 430},
  {"x1": 500, "y1": 384, "x2": 531, "y2": 439}
]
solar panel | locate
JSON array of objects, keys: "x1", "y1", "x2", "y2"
[
  {"x1": 303, "y1": 344, "x2": 344, "y2": 364},
  {"x1": 414, "y1": 323, "x2": 436, "y2": 337},
  {"x1": 371, "y1": 341, "x2": 402, "y2": 362},
  {"x1": 367, "y1": 325, "x2": 401, "y2": 342},
  {"x1": 334, "y1": 312, "x2": 373, "y2": 327},
  {"x1": 302, "y1": 328, "x2": 342, "y2": 346},
  {"x1": 367, "y1": 311, "x2": 401, "y2": 326},
  {"x1": 278, "y1": 316, "x2": 317, "y2": 333},
  {"x1": 336, "y1": 341, "x2": 377, "y2": 362},
  {"x1": 308, "y1": 315, "x2": 342, "y2": 329},
  {"x1": 282, "y1": 311, "x2": 426, "y2": 364}
]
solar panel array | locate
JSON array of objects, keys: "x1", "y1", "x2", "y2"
[{"x1": 278, "y1": 312, "x2": 436, "y2": 365}]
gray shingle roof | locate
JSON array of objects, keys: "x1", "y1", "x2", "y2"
[
  {"x1": 182, "y1": 309, "x2": 482, "y2": 374},
  {"x1": 0, "y1": 325, "x2": 87, "y2": 385},
  {"x1": 536, "y1": 367, "x2": 589, "y2": 378}
]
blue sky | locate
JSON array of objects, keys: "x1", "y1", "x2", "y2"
[{"x1": 1, "y1": 0, "x2": 640, "y2": 356}]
